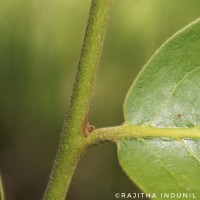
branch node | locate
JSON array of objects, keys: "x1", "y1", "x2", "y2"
[{"x1": 83, "y1": 120, "x2": 95, "y2": 137}]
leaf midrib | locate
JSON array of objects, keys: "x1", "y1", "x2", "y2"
[{"x1": 86, "y1": 124, "x2": 200, "y2": 147}]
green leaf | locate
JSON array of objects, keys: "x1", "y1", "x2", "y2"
[
  {"x1": 118, "y1": 18, "x2": 200, "y2": 199},
  {"x1": 0, "y1": 175, "x2": 4, "y2": 200}
]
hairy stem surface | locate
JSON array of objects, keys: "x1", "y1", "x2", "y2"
[{"x1": 43, "y1": 0, "x2": 112, "y2": 199}]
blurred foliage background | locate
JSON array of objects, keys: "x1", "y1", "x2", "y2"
[{"x1": 0, "y1": 0, "x2": 200, "y2": 199}]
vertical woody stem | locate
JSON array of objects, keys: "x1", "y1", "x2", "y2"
[{"x1": 43, "y1": 0, "x2": 112, "y2": 199}]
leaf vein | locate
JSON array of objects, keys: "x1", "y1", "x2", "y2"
[
  {"x1": 150, "y1": 66, "x2": 200, "y2": 126},
  {"x1": 144, "y1": 140, "x2": 190, "y2": 191},
  {"x1": 181, "y1": 140, "x2": 200, "y2": 163}
]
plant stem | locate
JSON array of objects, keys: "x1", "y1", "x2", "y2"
[
  {"x1": 43, "y1": 0, "x2": 112, "y2": 199},
  {"x1": 0, "y1": 174, "x2": 4, "y2": 200}
]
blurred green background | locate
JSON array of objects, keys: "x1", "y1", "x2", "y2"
[{"x1": 0, "y1": 0, "x2": 200, "y2": 199}]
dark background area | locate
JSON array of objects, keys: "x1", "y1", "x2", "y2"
[{"x1": 0, "y1": 0, "x2": 200, "y2": 199}]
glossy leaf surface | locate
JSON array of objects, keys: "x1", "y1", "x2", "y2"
[{"x1": 118, "y1": 19, "x2": 200, "y2": 199}]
